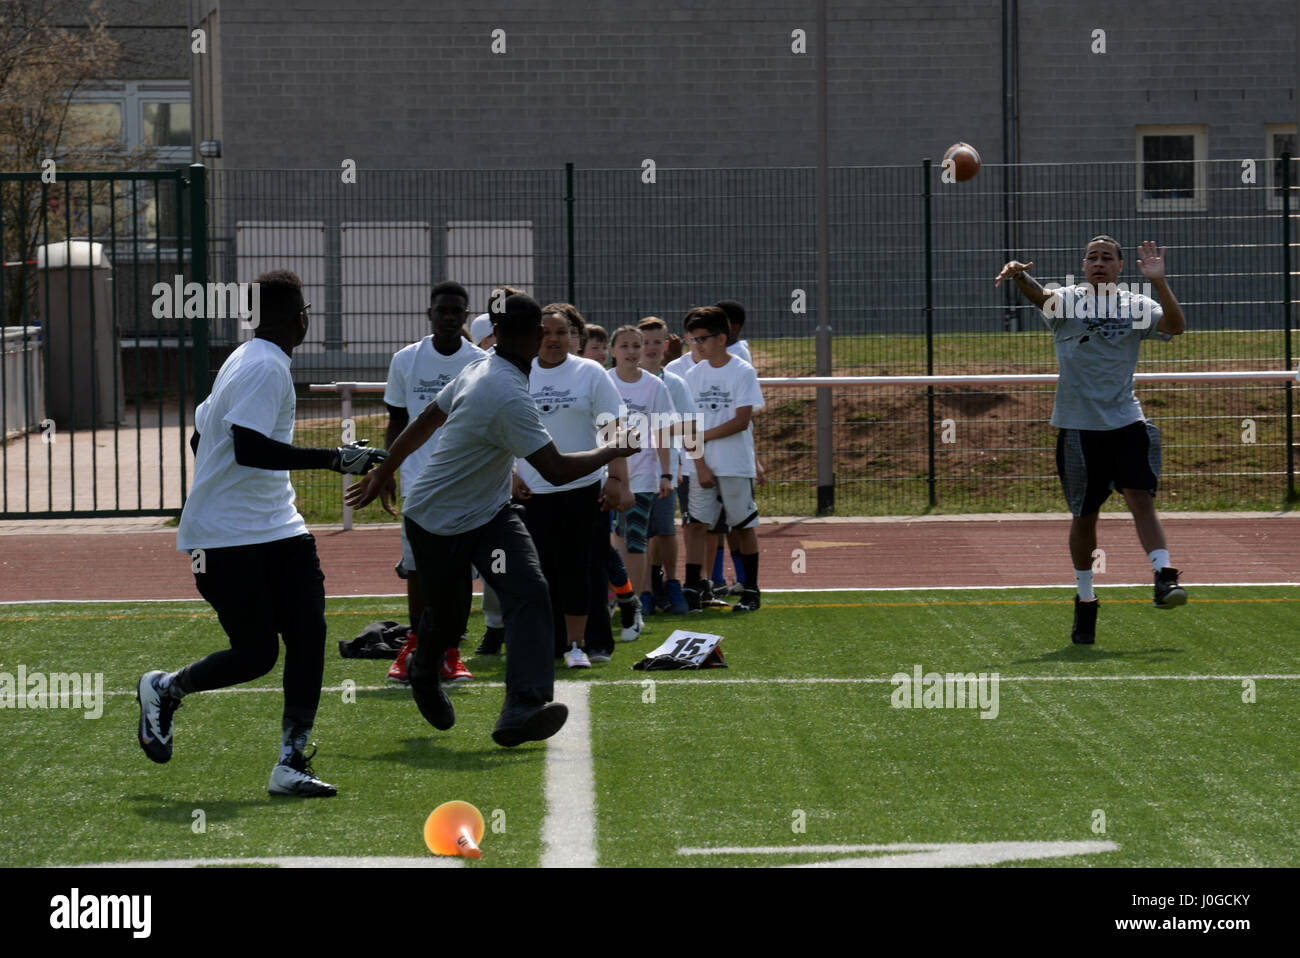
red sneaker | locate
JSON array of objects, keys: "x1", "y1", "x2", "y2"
[
  {"x1": 387, "y1": 633, "x2": 416, "y2": 685},
  {"x1": 440, "y1": 647, "x2": 473, "y2": 684}
]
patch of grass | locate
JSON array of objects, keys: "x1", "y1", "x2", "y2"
[{"x1": 1, "y1": 589, "x2": 1296, "y2": 867}]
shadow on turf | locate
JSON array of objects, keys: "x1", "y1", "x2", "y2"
[
  {"x1": 127, "y1": 794, "x2": 278, "y2": 823},
  {"x1": 341, "y1": 736, "x2": 544, "y2": 771},
  {"x1": 1009, "y1": 645, "x2": 1183, "y2": 666}
]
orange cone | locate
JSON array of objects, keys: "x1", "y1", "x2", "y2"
[{"x1": 424, "y1": 801, "x2": 485, "y2": 858}]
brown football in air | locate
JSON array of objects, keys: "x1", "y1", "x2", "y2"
[{"x1": 943, "y1": 142, "x2": 981, "y2": 182}]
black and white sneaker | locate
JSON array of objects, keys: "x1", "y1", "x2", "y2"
[
  {"x1": 701, "y1": 580, "x2": 731, "y2": 609},
  {"x1": 1153, "y1": 568, "x2": 1187, "y2": 609},
  {"x1": 136, "y1": 670, "x2": 181, "y2": 764},
  {"x1": 1072, "y1": 596, "x2": 1098, "y2": 644},
  {"x1": 731, "y1": 589, "x2": 761, "y2": 613},
  {"x1": 268, "y1": 745, "x2": 337, "y2": 797}
]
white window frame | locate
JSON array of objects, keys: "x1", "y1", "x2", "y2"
[{"x1": 1135, "y1": 125, "x2": 1208, "y2": 212}]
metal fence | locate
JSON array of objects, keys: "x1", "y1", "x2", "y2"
[
  {"x1": 0, "y1": 168, "x2": 202, "y2": 518},
  {"x1": 250, "y1": 159, "x2": 1297, "y2": 521},
  {"x1": 0, "y1": 160, "x2": 1295, "y2": 518}
]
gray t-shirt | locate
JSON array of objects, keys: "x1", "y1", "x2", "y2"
[
  {"x1": 1041, "y1": 284, "x2": 1171, "y2": 431},
  {"x1": 402, "y1": 353, "x2": 553, "y2": 536}
]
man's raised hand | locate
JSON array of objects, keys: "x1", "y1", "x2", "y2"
[{"x1": 1136, "y1": 241, "x2": 1167, "y2": 281}]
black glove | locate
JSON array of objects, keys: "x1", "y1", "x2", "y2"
[{"x1": 331, "y1": 439, "x2": 389, "y2": 475}]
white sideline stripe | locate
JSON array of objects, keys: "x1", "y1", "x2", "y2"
[
  {"x1": 540, "y1": 681, "x2": 597, "y2": 868},
  {"x1": 75, "y1": 673, "x2": 1300, "y2": 704},
  {"x1": 676, "y1": 840, "x2": 1120, "y2": 868},
  {"x1": 678, "y1": 840, "x2": 1119, "y2": 856},
  {"x1": 4, "y1": 582, "x2": 1298, "y2": 606}
]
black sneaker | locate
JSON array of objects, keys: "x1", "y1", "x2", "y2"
[
  {"x1": 683, "y1": 587, "x2": 702, "y2": 613},
  {"x1": 475, "y1": 626, "x2": 505, "y2": 655},
  {"x1": 408, "y1": 655, "x2": 455, "y2": 730},
  {"x1": 268, "y1": 744, "x2": 337, "y2": 797},
  {"x1": 731, "y1": 589, "x2": 761, "y2": 613},
  {"x1": 491, "y1": 697, "x2": 569, "y2": 748},
  {"x1": 136, "y1": 670, "x2": 182, "y2": 764},
  {"x1": 1072, "y1": 596, "x2": 1098, "y2": 644},
  {"x1": 1154, "y1": 567, "x2": 1187, "y2": 609}
]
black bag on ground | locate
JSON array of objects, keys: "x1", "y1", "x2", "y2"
[{"x1": 339, "y1": 621, "x2": 410, "y2": 659}]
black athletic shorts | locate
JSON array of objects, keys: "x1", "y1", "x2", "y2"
[{"x1": 1056, "y1": 419, "x2": 1161, "y2": 517}]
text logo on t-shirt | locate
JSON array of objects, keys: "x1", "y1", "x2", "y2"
[
  {"x1": 695, "y1": 385, "x2": 732, "y2": 412},
  {"x1": 415, "y1": 375, "x2": 455, "y2": 401},
  {"x1": 532, "y1": 385, "x2": 577, "y2": 414}
]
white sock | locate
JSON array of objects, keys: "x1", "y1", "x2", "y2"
[
  {"x1": 1074, "y1": 569, "x2": 1095, "y2": 602},
  {"x1": 1148, "y1": 549, "x2": 1170, "y2": 573}
]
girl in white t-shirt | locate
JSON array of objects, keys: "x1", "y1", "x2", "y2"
[{"x1": 606, "y1": 326, "x2": 674, "y2": 603}]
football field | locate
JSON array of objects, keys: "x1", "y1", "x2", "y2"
[{"x1": 2, "y1": 586, "x2": 1297, "y2": 868}]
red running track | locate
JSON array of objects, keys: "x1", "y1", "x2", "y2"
[{"x1": 0, "y1": 515, "x2": 1295, "y2": 603}]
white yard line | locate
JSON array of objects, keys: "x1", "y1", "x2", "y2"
[
  {"x1": 539, "y1": 680, "x2": 597, "y2": 868},
  {"x1": 54, "y1": 672, "x2": 1300, "y2": 706}
]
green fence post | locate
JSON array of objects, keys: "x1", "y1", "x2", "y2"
[
  {"x1": 923, "y1": 158, "x2": 936, "y2": 509},
  {"x1": 189, "y1": 163, "x2": 209, "y2": 405},
  {"x1": 1283, "y1": 151, "x2": 1295, "y2": 502},
  {"x1": 565, "y1": 162, "x2": 576, "y2": 305}
]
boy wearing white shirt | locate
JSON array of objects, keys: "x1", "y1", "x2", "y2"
[
  {"x1": 637, "y1": 316, "x2": 691, "y2": 615},
  {"x1": 607, "y1": 326, "x2": 674, "y2": 620},
  {"x1": 682, "y1": 306, "x2": 765, "y2": 613},
  {"x1": 140, "y1": 271, "x2": 388, "y2": 797},
  {"x1": 381, "y1": 281, "x2": 485, "y2": 686}
]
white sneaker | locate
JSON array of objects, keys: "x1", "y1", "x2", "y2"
[
  {"x1": 564, "y1": 644, "x2": 591, "y2": 669},
  {"x1": 268, "y1": 746, "x2": 337, "y2": 797},
  {"x1": 587, "y1": 650, "x2": 612, "y2": 663},
  {"x1": 620, "y1": 608, "x2": 644, "y2": 642}
]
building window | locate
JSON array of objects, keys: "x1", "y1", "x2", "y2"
[
  {"x1": 1266, "y1": 124, "x2": 1297, "y2": 211},
  {"x1": 1136, "y1": 125, "x2": 1208, "y2": 212},
  {"x1": 65, "y1": 83, "x2": 191, "y2": 244}
]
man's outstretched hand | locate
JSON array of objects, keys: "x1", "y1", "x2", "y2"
[
  {"x1": 994, "y1": 260, "x2": 1035, "y2": 288},
  {"x1": 331, "y1": 439, "x2": 389, "y2": 475}
]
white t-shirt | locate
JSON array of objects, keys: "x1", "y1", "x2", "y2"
[
  {"x1": 656, "y1": 367, "x2": 694, "y2": 479},
  {"x1": 515, "y1": 355, "x2": 623, "y2": 495},
  {"x1": 178, "y1": 338, "x2": 309, "y2": 551},
  {"x1": 403, "y1": 354, "x2": 552, "y2": 536},
  {"x1": 665, "y1": 340, "x2": 751, "y2": 378},
  {"x1": 1040, "y1": 285, "x2": 1170, "y2": 430},
  {"x1": 384, "y1": 336, "x2": 485, "y2": 494},
  {"x1": 606, "y1": 367, "x2": 673, "y2": 494},
  {"x1": 684, "y1": 355, "x2": 765, "y2": 479},
  {"x1": 664, "y1": 353, "x2": 697, "y2": 379}
]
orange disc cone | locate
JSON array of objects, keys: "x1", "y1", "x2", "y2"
[{"x1": 424, "y1": 801, "x2": 485, "y2": 859}]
